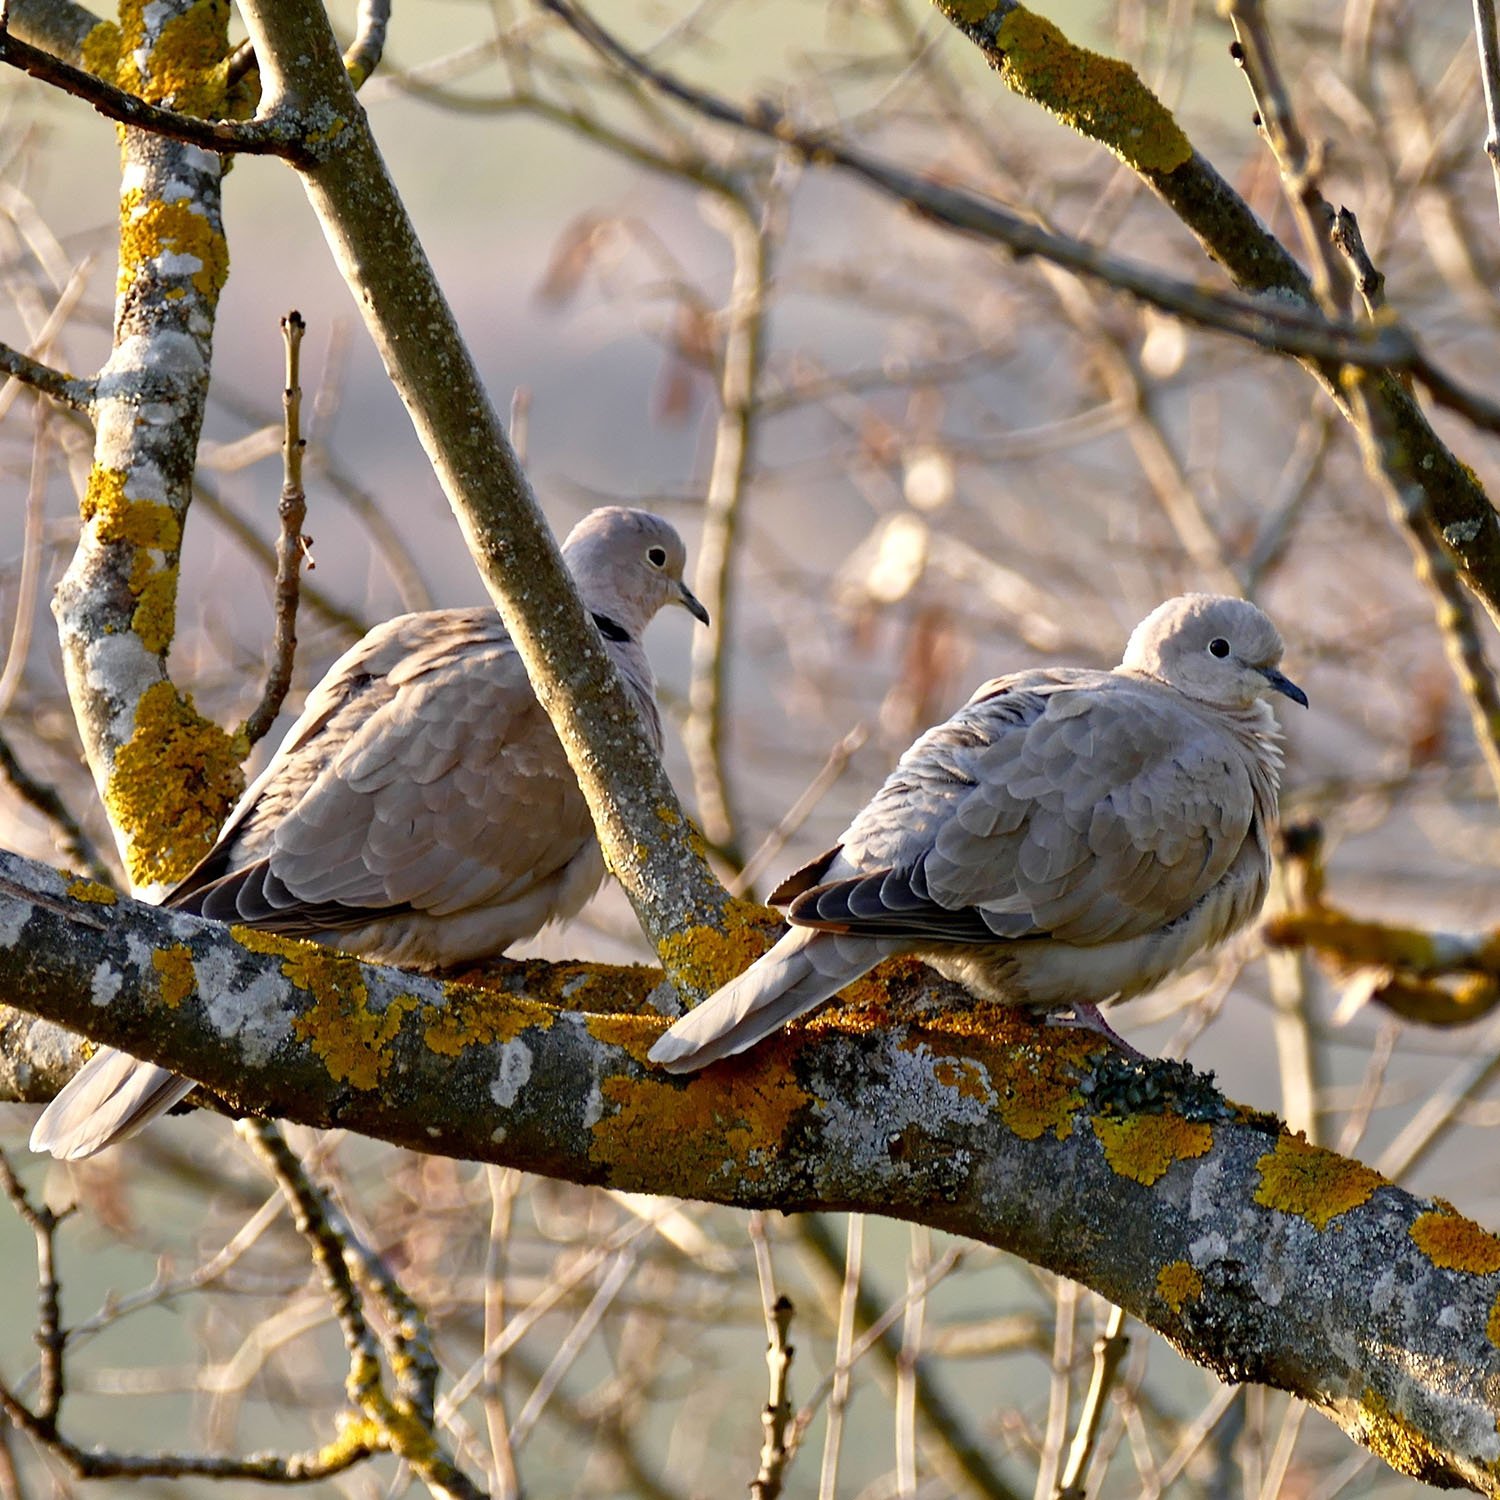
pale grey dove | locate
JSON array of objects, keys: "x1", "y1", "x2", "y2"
[
  {"x1": 649, "y1": 594, "x2": 1305, "y2": 1072},
  {"x1": 32, "y1": 507, "x2": 707, "y2": 1159}
]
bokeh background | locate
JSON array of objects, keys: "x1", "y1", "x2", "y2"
[{"x1": 4, "y1": 0, "x2": 1500, "y2": 1495}]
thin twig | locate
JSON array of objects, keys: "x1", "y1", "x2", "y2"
[
  {"x1": 817, "y1": 1214, "x2": 863, "y2": 1500},
  {"x1": 240, "y1": 311, "x2": 313, "y2": 749},
  {"x1": 684, "y1": 189, "x2": 772, "y2": 862},
  {"x1": 1471, "y1": 0, "x2": 1500, "y2": 233},
  {"x1": 750, "y1": 1295, "x2": 795, "y2": 1500},
  {"x1": 0, "y1": 1148, "x2": 71, "y2": 1432},
  {"x1": 1056, "y1": 1304, "x2": 1129, "y2": 1500},
  {"x1": 0, "y1": 338, "x2": 91, "y2": 411},
  {"x1": 0, "y1": 23, "x2": 314, "y2": 163},
  {"x1": 342, "y1": 0, "x2": 391, "y2": 88}
]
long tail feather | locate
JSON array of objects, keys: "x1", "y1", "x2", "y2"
[
  {"x1": 648, "y1": 928, "x2": 884, "y2": 1073},
  {"x1": 29, "y1": 1048, "x2": 194, "y2": 1161}
]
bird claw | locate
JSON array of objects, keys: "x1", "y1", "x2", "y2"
[{"x1": 1044, "y1": 1003, "x2": 1145, "y2": 1060}]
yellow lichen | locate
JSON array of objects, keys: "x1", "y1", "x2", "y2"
[
  {"x1": 1156, "y1": 1260, "x2": 1202, "y2": 1313},
  {"x1": 1409, "y1": 1209, "x2": 1500, "y2": 1274},
  {"x1": 79, "y1": 19, "x2": 123, "y2": 80},
  {"x1": 993, "y1": 1049, "x2": 1083, "y2": 1142},
  {"x1": 232, "y1": 927, "x2": 416, "y2": 1089},
  {"x1": 106, "y1": 681, "x2": 244, "y2": 888},
  {"x1": 1253, "y1": 1133, "x2": 1385, "y2": 1231},
  {"x1": 987, "y1": 8, "x2": 1193, "y2": 174},
  {"x1": 129, "y1": 561, "x2": 180, "y2": 656},
  {"x1": 422, "y1": 980, "x2": 556, "y2": 1056},
  {"x1": 82, "y1": 466, "x2": 181, "y2": 551},
  {"x1": 66, "y1": 878, "x2": 117, "y2": 905},
  {"x1": 152, "y1": 943, "x2": 196, "y2": 1009},
  {"x1": 1352, "y1": 1388, "x2": 1448, "y2": 1484},
  {"x1": 656, "y1": 899, "x2": 781, "y2": 995},
  {"x1": 1488, "y1": 1292, "x2": 1500, "y2": 1349},
  {"x1": 937, "y1": 0, "x2": 999, "y2": 21},
  {"x1": 590, "y1": 1064, "x2": 810, "y2": 1189},
  {"x1": 1094, "y1": 1111, "x2": 1214, "y2": 1186},
  {"x1": 118, "y1": 189, "x2": 229, "y2": 300},
  {"x1": 115, "y1": 0, "x2": 229, "y2": 115}
]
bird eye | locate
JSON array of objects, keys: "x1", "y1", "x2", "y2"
[
  {"x1": 1208, "y1": 637, "x2": 1230, "y2": 658},
  {"x1": 647, "y1": 546, "x2": 668, "y2": 568}
]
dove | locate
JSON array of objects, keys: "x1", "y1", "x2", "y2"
[
  {"x1": 32, "y1": 507, "x2": 708, "y2": 1159},
  {"x1": 649, "y1": 594, "x2": 1305, "y2": 1072}
]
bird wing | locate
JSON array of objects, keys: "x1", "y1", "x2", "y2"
[
  {"x1": 168, "y1": 609, "x2": 596, "y2": 933},
  {"x1": 783, "y1": 671, "x2": 1257, "y2": 948}
]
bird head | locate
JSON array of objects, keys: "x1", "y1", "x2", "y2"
[
  {"x1": 561, "y1": 507, "x2": 710, "y2": 639},
  {"x1": 1120, "y1": 594, "x2": 1307, "y2": 711}
]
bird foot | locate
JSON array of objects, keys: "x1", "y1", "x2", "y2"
[{"x1": 1044, "y1": 1003, "x2": 1144, "y2": 1059}]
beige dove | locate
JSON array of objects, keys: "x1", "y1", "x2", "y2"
[
  {"x1": 32, "y1": 507, "x2": 707, "y2": 1159},
  {"x1": 649, "y1": 595, "x2": 1305, "y2": 1072}
]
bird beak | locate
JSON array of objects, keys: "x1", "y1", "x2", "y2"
[
  {"x1": 677, "y1": 580, "x2": 710, "y2": 626},
  {"x1": 1260, "y1": 666, "x2": 1308, "y2": 708}
]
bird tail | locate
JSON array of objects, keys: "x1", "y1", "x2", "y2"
[
  {"x1": 648, "y1": 927, "x2": 883, "y2": 1073},
  {"x1": 29, "y1": 1048, "x2": 194, "y2": 1161}
]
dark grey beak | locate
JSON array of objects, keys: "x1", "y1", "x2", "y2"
[
  {"x1": 1260, "y1": 666, "x2": 1308, "y2": 708},
  {"x1": 678, "y1": 580, "x2": 710, "y2": 626}
]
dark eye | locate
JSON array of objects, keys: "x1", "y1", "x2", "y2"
[
  {"x1": 1208, "y1": 637, "x2": 1230, "y2": 658},
  {"x1": 647, "y1": 546, "x2": 668, "y2": 568}
]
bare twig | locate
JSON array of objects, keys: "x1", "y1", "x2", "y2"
[
  {"x1": 1471, "y1": 0, "x2": 1500, "y2": 232},
  {"x1": 342, "y1": 0, "x2": 391, "y2": 88},
  {"x1": 241, "y1": 311, "x2": 313, "y2": 749},
  {"x1": 0, "y1": 1148, "x2": 71, "y2": 1432},
  {"x1": 751, "y1": 1295, "x2": 796, "y2": 1500},
  {"x1": 0, "y1": 338, "x2": 91, "y2": 411},
  {"x1": 237, "y1": 1120, "x2": 487, "y2": 1500},
  {"x1": 0, "y1": 22, "x2": 314, "y2": 163},
  {"x1": 817, "y1": 1214, "x2": 863, "y2": 1500},
  {"x1": 1056, "y1": 1304, "x2": 1129, "y2": 1500}
]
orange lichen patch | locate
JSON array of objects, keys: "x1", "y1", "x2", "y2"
[
  {"x1": 106, "y1": 681, "x2": 244, "y2": 888},
  {"x1": 66, "y1": 878, "x2": 117, "y2": 905},
  {"x1": 151, "y1": 944, "x2": 196, "y2": 1009},
  {"x1": 231, "y1": 927, "x2": 415, "y2": 1089},
  {"x1": 1488, "y1": 1292, "x2": 1500, "y2": 1349},
  {"x1": 1094, "y1": 1111, "x2": 1213, "y2": 1186},
  {"x1": 82, "y1": 466, "x2": 182, "y2": 551},
  {"x1": 590, "y1": 1061, "x2": 810, "y2": 1190},
  {"x1": 1409, "y1": 1210, "x2": 1500, "y2": 1274},
  {"x1": 932, "y1": 1056, "x2": 993, "y2": 1103},
  {"x1": 1351, "y1": 1388, "x2": 1449, "y2": 1485},
  {"x1": 1156, "y1": 1260, "x2": 1202, "y2": 1313},
  {"x1": 422, "y1": 981, "x2": 556, "y2": 1057},
  {"x1": 118, "y1": 189, "x2": 229, "y2": 301},
  {"x1": 972, "y1": 7, "x2": 1193, "y2": 175},
  {"x1": 993, "y1": 1050, "x2": 1084, "y2": 1142},
  {"x1": 1254, "y1": 1133, "x2": 1385, "y2": 1231},
  {"x1": 655, "y1": 899, "x2": 780, "y2": 995}
]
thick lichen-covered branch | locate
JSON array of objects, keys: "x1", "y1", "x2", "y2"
[
  {"x1": 44, "y1": 0, "x2": 244, "y2": 893},
  {"x1": 2, "y1": 845, "x2": 1500, "y2": 1494},
  {"x1": 231, "y1": 0, "x2": 730, "y2": 983}
]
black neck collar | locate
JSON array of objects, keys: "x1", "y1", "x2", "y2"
[{"x1": 592, "y1": 612, "x2": 631, "y2": 643}]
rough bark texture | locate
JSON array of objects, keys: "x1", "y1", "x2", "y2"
[
  {"x1": 0, "y1": 845, "x2": 1498, "y2": 1494},
  {"x1": 36, "y1": 0, "x2": 244, "y2": 893}
]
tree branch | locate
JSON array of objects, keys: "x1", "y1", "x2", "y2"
[{"x1": 1, "y1": 844, "x2": 1500, "y2": 1493}]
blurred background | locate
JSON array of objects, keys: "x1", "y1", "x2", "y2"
[{"x1": 3, "y1": 0, "x2": 1500, "y2": 1495}]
